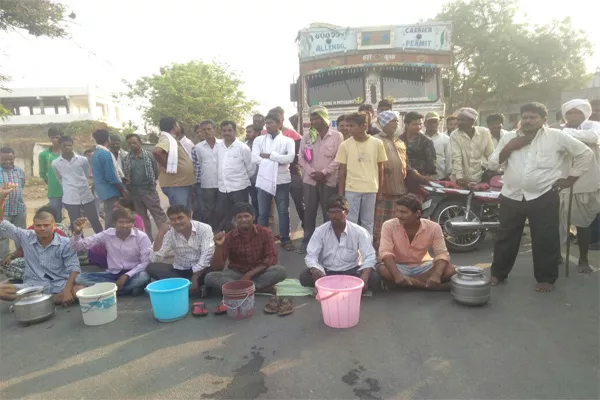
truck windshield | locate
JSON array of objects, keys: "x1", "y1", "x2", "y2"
[
  {"x1": 381, "y1": 67, "x2": 438, "y2": 103},
  {"x1": 307, "y1": 71, "x2": 364, "y2": 107}
]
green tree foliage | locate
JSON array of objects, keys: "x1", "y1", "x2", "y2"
[
  {"x1": 120, "y1": 61, "x2": 257, "y2": 127},
  {"x1": 436, "y1": 0, "x2": 593, "y2": 111}
]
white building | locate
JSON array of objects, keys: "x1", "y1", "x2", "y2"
[{"x1": 0, "y1": 85, "x2": 122, "y2": 127}]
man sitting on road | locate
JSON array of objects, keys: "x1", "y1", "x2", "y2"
[
  {"x1": 378, "y1": 194, "x2": 455, "y2": 290},
  {"x1": 206, "y1": 202, "x2": 287, "y2": 300},
  {"x1": 147, "y1": 205, "x2": 215, "y2": 296},
  {"x1": 299, "y1": 195, "x2": 379, "y2": 292},
  {"x1": 70, "y1": 209, "x2": 152, "y2": 296},
  {"x1": 0, "y1": 184, "x2": 83, "y2": 305}
]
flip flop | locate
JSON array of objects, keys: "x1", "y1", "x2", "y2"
[
  {"x1": 264, "y1": 295, "x2": 279, "y2": 314},
  {"x1": 214, "y1": 303, "x2": 228, "y2": 315},
  {"x1": 191, "y1": 302, "x2": 208, "y2": 317},
  {"x1": 277, "y1": 298, "x2": 294, "y2": 316}
]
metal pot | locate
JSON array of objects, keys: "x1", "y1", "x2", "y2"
[
  {"x1": 451, "y1": 266, "x2": 490, "y2": 306},
  {"x1": 10, "y1": 286, "x2": 55, "y2": 324}
]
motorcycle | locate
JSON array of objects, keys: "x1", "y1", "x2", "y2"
[{"x1": 420, "y1": 175, "x2": 503, "y2": 253}]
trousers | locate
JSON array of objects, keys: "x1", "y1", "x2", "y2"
[
  {"x1": 302, "y1": 183, "x2": 337, "y2": 246},
  {"x1": 204, "y1": 265, "x2": 287, "y2": 291},
  {"x1": 76, "y1": 271, "x2": 150, "y2": 295},
  {"x1": 299, "y1": 266, "x2": 380, "y2": 291},
  {"x1": 64, "y1": 201, "x2": 103, "y2": 233}
]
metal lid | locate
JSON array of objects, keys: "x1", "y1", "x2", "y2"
[
  {"x1": 15, "y1": 286, "x2": 53, "y2": 305},
  {"x1": 455, "y1": 266, "x2": 485, "y2": 275}
]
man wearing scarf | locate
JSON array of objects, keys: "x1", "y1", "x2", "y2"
[
  {"x1": 298, "y1": 105, "x2": 343, "y2": 254},
  {"x1": 559, "y1": 99, "x2": 600, "y2": 273}
]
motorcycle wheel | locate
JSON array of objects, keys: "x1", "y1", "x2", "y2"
[{"x1": 431, "y1": 199, "x2": 486, "y2": 253}]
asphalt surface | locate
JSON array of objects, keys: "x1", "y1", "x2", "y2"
[{"x1": 1, "y1": 199, "x2": 599, "y2": 399}]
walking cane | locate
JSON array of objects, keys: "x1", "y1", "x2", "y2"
[{"x1": 564, "y1": 185, "x2": 575, "y2": 277}]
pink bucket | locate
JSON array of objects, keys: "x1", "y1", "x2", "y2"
[{"x1": 315, "y1": 275, "x2": 364, "y2": 328}]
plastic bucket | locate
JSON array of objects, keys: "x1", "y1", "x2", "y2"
[
  {"x1": 145, "y1": 278, "x2": 191, "y2": 322},
  {"x1": 222, "y1": 280, "x2": 255, "y2": 319},
  {"x1": 315, "y1": 275, "x2": 364, "y2": 329},
  {"x1": 76, "y1": 282, "x2": 118, "y2": 326}
]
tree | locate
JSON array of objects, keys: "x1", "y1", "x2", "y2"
[
  {"x1": 119, "y1": 61, "x2": 257, "y2": 128},
  {"x1": 435, "y1": 0, "x2": 593, "y2": 112}
]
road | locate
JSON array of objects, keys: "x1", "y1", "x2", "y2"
[{"x1": 1, "y1": 199, "x2": 598, "y2": 399}]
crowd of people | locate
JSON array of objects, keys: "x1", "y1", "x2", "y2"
[{"x1": 0, "y1": 98, "x2": 598, "y2": 311}]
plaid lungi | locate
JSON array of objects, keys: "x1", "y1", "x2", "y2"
[{"x1": 373, "y1": 194, "x2": 403, "y2": 251}]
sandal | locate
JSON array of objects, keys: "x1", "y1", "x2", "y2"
[
  {"x1": 278, "y1": 298, "x2": 294, "y2": 316},
  {"x1": 214, "y1": 303, "x2": 228, "y2": 315},
  {"x1": 281, "y1": 241, "x2": 296, "y2": 251},
  {"x1": 264, "y1": 295, "x2": 279, "y2": 314},
  {"x1": 192, "y1": 301, "x2": 208, "y2": 317}
]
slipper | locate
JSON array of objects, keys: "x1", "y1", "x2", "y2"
[
  {"x1": 214, "y1": 303, "x2": 228, "y2": 315},
  {"x1": 192, "y1": 301, "x2": 208, "y2": 317},
  {"x1": 264, "y1": 295, "x2": 279, "y2": 314},
  {"x1": 277, "y1": 298, "x2": 294, "y2": 316},
  {"x1": 281, "y1": 241, "x2": 296, "y2": 252}
]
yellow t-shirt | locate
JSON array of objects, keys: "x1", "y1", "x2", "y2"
[
  {"x1": 336, "y1": 136, "x2": 387, "y2": 193},
  {"x1": 154, "y1": 135, "x2": 196, "y2": 188}
]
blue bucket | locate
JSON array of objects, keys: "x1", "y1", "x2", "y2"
[{"x1": 145, "y1": 278, "x2": 191, "y2": 322}]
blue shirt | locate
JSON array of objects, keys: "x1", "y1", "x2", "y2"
[
  {"x1": 0, "y1": 220, "x2": 81, "y2": 294},
  {"x1": 0, "y1": 166, "x2": 26, "y2": 216},
  {"x1": 90, "y1": 148, "x2": 122, "y2": 201}
]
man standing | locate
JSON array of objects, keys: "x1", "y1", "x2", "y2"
[
  {"x1": 91, "y1": 129, "x2": 128, "y2": 225},
  {"x1": 51, "y1": 136, "x2": 103, "y2": 233},
  {"x1": 424, "y1": 112, "x2": 452, "y2": 180},
  {"x1": 245, "y1": 124, "x2": 261, "y2": 218},
  {"x1": 589, "y1": 99, "x2": 600, "y2": 250},
  {"x1": 109, "y1": 135, "x2": 128, "y2": 179},
  {"x1": 39, "y1": 127, "x2": 64, "y2": 222},
  {"x1": 216, "y1": 120, "x2": 254, "y2": 232},
  {"x1": 152, "y1": 117, "x2": 196, "y2": 210},
  {"x1": 0, "y1": 148, "x2": 26, "y2": 259},
  {"x1": 147, "y1": 205, "x2": 214, "y2": 296},
  {"x1": 400, "y1": 112, "x2": 437, "y2": 178},
  {"x1": 178, "y1": 126, "x2": 195, "y2": 158},
  {"x1": 559, "y1": 99, "x2": 600, "y2": 273},
  {"x1": 300, "y1": 195, "x2": 378, "y2": 292},
  {"x1": 336, "y1": 115, "x2": 350, "y2": 140},
  {"x1": 191, "y1": 120, "x2": 221, "y2": 228},
  {"x1": 298, "y1": 105, "x2": 343, "y2": 254},
  {"x1": 445, "y1": 115, "x2": 458, "y2": 135},
  {"x1": 486, "y1": 113, "x2": 507, "y2": 148},
  {"x1": 336, "y1": 112, "x2": 387, "y2": 237},
  {"x1": 123, "y1": 134, "x2": 169, "y2": 238},
  {"x1": 488, "y1": 102, "x2": 593, "y2": 292},
  {"x1": 253, "y1": 112, "x2": 296, "y2": 251},
  {"x1": 450, "y1": 108, "x2": 494, "y2": 186},
  {"x1": 358, "y1": 104, "x2": 380, "y2": 135}
]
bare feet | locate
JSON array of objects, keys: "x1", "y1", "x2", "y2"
[
  {"x1": 489, "y1": 276, "x2": 505, "y2": 286},
  {"x1": 577, "y1": 261, "x2": 593, "y2": 274},
  {"x1": 535, "y1": 282, "x2": 554, "y2": 292}
]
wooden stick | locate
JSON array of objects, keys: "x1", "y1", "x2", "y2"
[{"x1": 565, "y1": 185, "x2": 574, "y2": 278}]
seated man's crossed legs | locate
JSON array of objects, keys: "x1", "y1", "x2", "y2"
[
  {"x1": 378, "y1": 259, "x2": 455, "y2": 290},
  {"x1": 205, "y1": 265, "x2": 287, "y2": 294},
  {"x1": 299, "y1": 266, "x2": 380, "y2": 292}
]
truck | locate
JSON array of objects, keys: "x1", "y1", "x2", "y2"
[{"x1": 290, "y1": 22, "x2": 452, "y2": 134}]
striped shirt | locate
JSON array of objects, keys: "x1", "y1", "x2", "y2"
[
  {"x1": 151, "y1": 220, "x2": 215, "y2": 273},
  {"x1": 0, "y1": 220, "x2": 81, "y2": 294},
  {"x1": 0, "y1": 166, "x2": 26, "y2": 216}
]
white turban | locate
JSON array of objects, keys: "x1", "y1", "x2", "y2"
[
  {"x1": 561, "y1": 99, "x2": 592, "y2": 121},
  {"x1": 458, "y1": 107, "x2": 479, "y2": 121}
]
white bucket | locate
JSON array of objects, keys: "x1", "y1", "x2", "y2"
[{"x1": 75, "y1": 282, "x2": 118, "y2": 326}]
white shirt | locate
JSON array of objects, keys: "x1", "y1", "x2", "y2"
[
  {"x1": 51, "y1": 154, "x2": 95, "y2": 205},
  {"x1": 450, "y1": 127, "x2": 494, "y2": 182},
  {"x1": 151, "y1": 220, "x2": 215, "y2": 272},
  {"x1": 252, "y1": 132, "x2": 296, "y2": 184},
  {"x1": 426, "y1": 132, "x2": 452, "y2": 179},
  {"x1": 179, "y1": 136, "x2": 195, "y2": 158},
  {"x1": 562, "y1": 120, "x2": 600, "y2": 194},
  {"x1": 491, "y1": 129, "x2": 508, "y2": 148},
  {"x1": 488, "y1": 127, "x2": 594, "y2": 201},
  {"x1": 217, "y1": 139, "x2": 254, "y2": 193},
  {"x1": 305, "y1": 221, "x2": 376, "y2": 273},
  {"x1": 193, "y1": 139, "x2": 221, "y2": 188}
]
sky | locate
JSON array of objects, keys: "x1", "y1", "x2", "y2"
[{"x1": 1, "y1": 0, "x2": 599, "y2": 125}]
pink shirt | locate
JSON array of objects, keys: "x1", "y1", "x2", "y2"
[
  {"x1": 71, "y1": 228, "x2": 152, "y2": 277},
  {"x1": 379, "y1": 218, "x2": 450, "y2": 268},
  {"x1": 134, "y1": 214, "x2": 145, "y2": 231},
  {"x1": 298, "y1": 129, "x2": 344, "y2": 187}
]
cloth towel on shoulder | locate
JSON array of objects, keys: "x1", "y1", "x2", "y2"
[{"x1": 160, "y1": 131, "x2": 179, "y2": 174}]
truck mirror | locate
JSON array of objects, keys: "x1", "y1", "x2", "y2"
[{"x1": 290, "y1": 83, "x2": 298, "y2": 102}]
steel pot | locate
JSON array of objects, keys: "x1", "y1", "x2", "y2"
[
  {"x1": 10, "y1": 286, "x2": 55, "y2": 324},
  {"x1": 451, "y1": 266, "x2": 490, "y2": 306}
]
